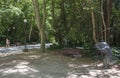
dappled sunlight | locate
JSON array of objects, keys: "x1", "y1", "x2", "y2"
[
  {"x1": 0, "y1": 60, "x2": 22, "y2": 67},
  {"x1": 66, "y1": 70, "x2": 89, "y2": 78},
  {"x1": 0, "y1": 51, "x2": 120, "y2": 78},
  {"x1": 66, "y1": 73, "x2": 79, "y2": 78},
  {"x1": 66, "y1": 61, "x2": 120, "y2": 78},
  {"x1": 27, "y1": 55, "x2": 41, "y2": 59},
  {"x1": 88, "y1": 67, "x2": 120, "y2": 78},
  {"x1": 68, "y1": 63, "x2": 92, "y2": 68},
  {"x1": 78, "y1": 64, "x2": 92, "y2": 68},
  {"x1": 79, "y1": 75, "x2": 93, "y2": 78},
  {"x1": 65, "y1": 65, "x2": 120, "y2": 78},
  {"x1": 0, "y1": 61, "x2": 39, "y2": 76},
  {"x1": 0, "y1": 52, "x2": 22, "y2": 57}
]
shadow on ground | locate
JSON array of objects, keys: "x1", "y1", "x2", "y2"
[{"x1": 0, "y1": 50, "x2": 119, "y2": 78}]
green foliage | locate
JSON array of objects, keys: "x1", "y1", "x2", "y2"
[
  {"x1": 0, "y1": 0, "x2": 119, "y2": 50},
  {"x1": 0, "y1": 0, "x2": 38, "y2": 44},
  {"x1": 112, "y1": 47, "x2": 120, "y2": 59},
  {"x1": 48, "y1": 44, "x2": 62, "y2": 50},
  {"x1": 112, "y1": 0, "x2": 120, "y2": 46}
]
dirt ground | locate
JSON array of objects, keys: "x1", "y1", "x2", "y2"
[{"x1": 0, "y1": 50, "x2": 119, "y2": 78}]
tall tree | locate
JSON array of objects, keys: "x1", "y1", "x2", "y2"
[
  {"x1": 32, "y1": 0, "x2": 46, "y2": 52},
  {"x1": 91, "y1": 10, "x2": 98, "y2": 43},
  {"x1": 103, "y1": 0, "x2": 112, "y2": 43},
  {"x1": 100, "y1": 0, "x2": 107, "y2": 42}
]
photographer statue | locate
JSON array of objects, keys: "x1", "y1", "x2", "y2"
[{"x1": 95, "y1": 41, "x2": 112, "y2": 68}]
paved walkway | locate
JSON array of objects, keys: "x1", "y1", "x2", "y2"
[{"x1": 0, "y1": 43, "x2": 52, "y2": 53}]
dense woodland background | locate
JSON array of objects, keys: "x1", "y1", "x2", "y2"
[{"x1": 0, "y1": 0, "x2": 120, "y2": 52}]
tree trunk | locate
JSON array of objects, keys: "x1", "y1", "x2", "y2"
[
  {"x1": 58, "y1": 0, "x2": 67, "y2": 46},
  {"x1": 32, "y1": 0, "x2": 46, "y2": 52},
  {"x1": 29, "y1": 24, "x2": 33, "y2": 41},
  {"x1": 107, "y1": 0, "x2": 112, "y2": 43},
  {"x1": 41, "y1": 0, "x2": 46, "y2": 52},
  {"x1": 101, "y1": 0, "x2": 107, "y2": 42},
  {"x1": 103, "y1": 0, "x2": 112, "y2": 43},
  {"x1": 91, "y1": 11, "x2": 98, "y2": 43}
]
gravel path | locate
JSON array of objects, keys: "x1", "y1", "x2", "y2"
[{"x1": 0, "y1": 51, "x2": 119, "y2": 78}]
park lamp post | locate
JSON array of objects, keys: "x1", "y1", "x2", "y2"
[
  {"x1": 7, "y1": 29, "x2": 10, "y2": 37},
  {"x1": 23, "y1": 19, "x2": 28, "y2": 52},
  {"x1": 13, "y1": 26, "x2": 15, "y2": 44}
]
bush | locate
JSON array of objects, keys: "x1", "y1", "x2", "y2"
[
  {"x1": 48, "y1": 44, "x2": 62, "y2": 50},
  {"x1": 112, "y1": 47, "x2": 120, "y2": 59}
]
